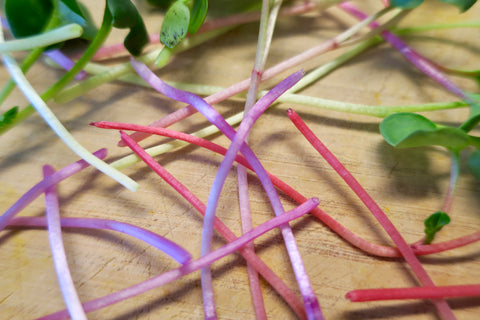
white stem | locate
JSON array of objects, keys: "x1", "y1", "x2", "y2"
[{"x1": 0, "y1": 28, "x2": 138, "y2": 191}]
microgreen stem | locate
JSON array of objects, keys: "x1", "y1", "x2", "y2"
[
  {"x1": 0, "y1": 24, "x2": 83, "y2": 54},
  {"x1": 346, "y1": 284, "x2": 480, "y2": 302},
  {"x1": 43, "y1": 165, "x2": 87, "y2": 320},
  {"x1": 287, "y1": 109, "x2": 456, "y2": 320},
  {"x1": 44, "y1": 50, "x2": 87, "y2": 80},
  {"x1": 8, "y1": 216, "x2": 192, "y2": 265},
  {"x1": 94, "y1": 121, "x2": 480, "y2": 258},
  {"x1": 39, "y1": 198, "x2": 319, "y2": 320},
  {"x1": 0, "y1": 49, "x2": 137, "y2": 190},
  {"x1": 0, "y1": 149, "x2": 107, "y2": 232},
  {"x1": 116, "y1": 128, "x2": 307, "y2": 319},
  {"x1": 0, "y1": 47, "x2": 44, "y2": 107},
  {"x1": 237, "y1": 0, "x2": 283, "y2": 317}
]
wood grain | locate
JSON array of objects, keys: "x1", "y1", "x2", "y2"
[{"x1": 1, "y1": 1, "x2": 480, "y2": 319}]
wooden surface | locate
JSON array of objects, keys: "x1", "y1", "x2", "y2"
[{"x1": 1, "y1": 1, "x2": 480, "y2": 319}]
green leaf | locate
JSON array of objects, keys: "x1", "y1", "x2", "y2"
[
  {"x1": 106, "y1": 0, "x2": 149, "y2": 56},
  {"x1": 424, "y1": 211, "x2": 451, "y2": 244},
  {"x1": 0, "y1": 107, "x2": 18, "y2": 128},
  {"x1": 438, "y1": 0, "x2": 477, "y2": 12},
  {"x1": 380, "y1": 113, "x2": 473, "y2": 150},
  {"x1": 468, "y1": 149, "x2": 480, "y2": 181},
  {"x1": 380, "y1": 113, "x2": 437, "y2": 145},
  {"x1": 160, "y1": 0, "x2": 191, "y2": 48},
  {"x1": 4, "y1": 0, "x2": 54, "y2": 38},
  {"x1": 189, "y1": 0, "x2": 208, "y2": 34},
  {"x1": 390, "y1": 0, "x2": 424, "y2": 9}
]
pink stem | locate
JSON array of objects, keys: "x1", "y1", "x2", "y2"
[
  {"x1": 38, "y1": 199, "x2": 320, "y2": 320},
  {"x1": 346, "y1": 284, "x2": 480, "y2": 302},
  {"x1": 286, "y1": 108, "x2": 456, "y2": 320}
]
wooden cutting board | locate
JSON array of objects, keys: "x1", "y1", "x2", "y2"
[{"x1": 1, "y1": 1, "x2": 480, "y2": 319}]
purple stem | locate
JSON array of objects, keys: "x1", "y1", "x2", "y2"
[
  {"x1": 130, "y1": 59, "x2": 323, "y2": 319},
  {"x1": 37, "y1": 198, "x2": 320, "y2": 320},
  {"x1": 338, "y1": 2, "x2": 477, "y2": 106},
  {"x1": 43, "y1": 165, "x2": 87, "y2": 320},
  {"x1": 197, "y1": 69, "x2": 304, "y2": 318},
  {"x1": 44, "y1": 50, "x2": 87, "y2": 80},
  {"x1": 7, "y1": 216, "x2": 192, "y2": 265},
  {"x1": 0, "y1": 149, "x2": 107, "y2": 232}
]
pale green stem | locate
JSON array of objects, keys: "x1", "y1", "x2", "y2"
[
  {"x1": 0, "y1": 47, "x2": 44, "y2": 107},
  {"x1": 0, "y1": 24, "x2": 83, "y2": 54}
]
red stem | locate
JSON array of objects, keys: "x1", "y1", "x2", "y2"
[
  {"x1": 346, "y1": 284, "x2": 480, "y2": 302},
  {"x1": 286, "y1": 108, "x2": 456, "y2": 320}
]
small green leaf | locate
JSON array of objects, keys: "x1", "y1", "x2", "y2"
[
  {"x1": 390, "y1": 0, "x2": 424, "y2": 9},
  {"x1": 438, "y1": 0, "x2": 477, "y2": 12},
  {"x1": 160, "y1": 0, "x2": 191, "y2": 48},
  {"x1": 468, "y1": 149, "x2": 480, "y2": 181},
  {"x1": 0, "y1": 107, "x2": 18, "y2": 127},
  {"x1": 424, "y1": 211, "x2": 450, "y2": 244},
  {"x1": 380, "y1": 113, "x2": 437, "y2": 145},
  {"x1": 380, "y1": 113, "x2": 473, "y2": 150},
  {"x1": 189, "y1": 0, "x2": 208, "y2": 34}
]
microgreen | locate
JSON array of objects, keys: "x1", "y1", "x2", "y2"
[
  {"x1": 2, "y1": 1, "x2": 480, "y2": 319},
  {"x1": 424, "y1": 211, "x2": 451, "y2": 244}
]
